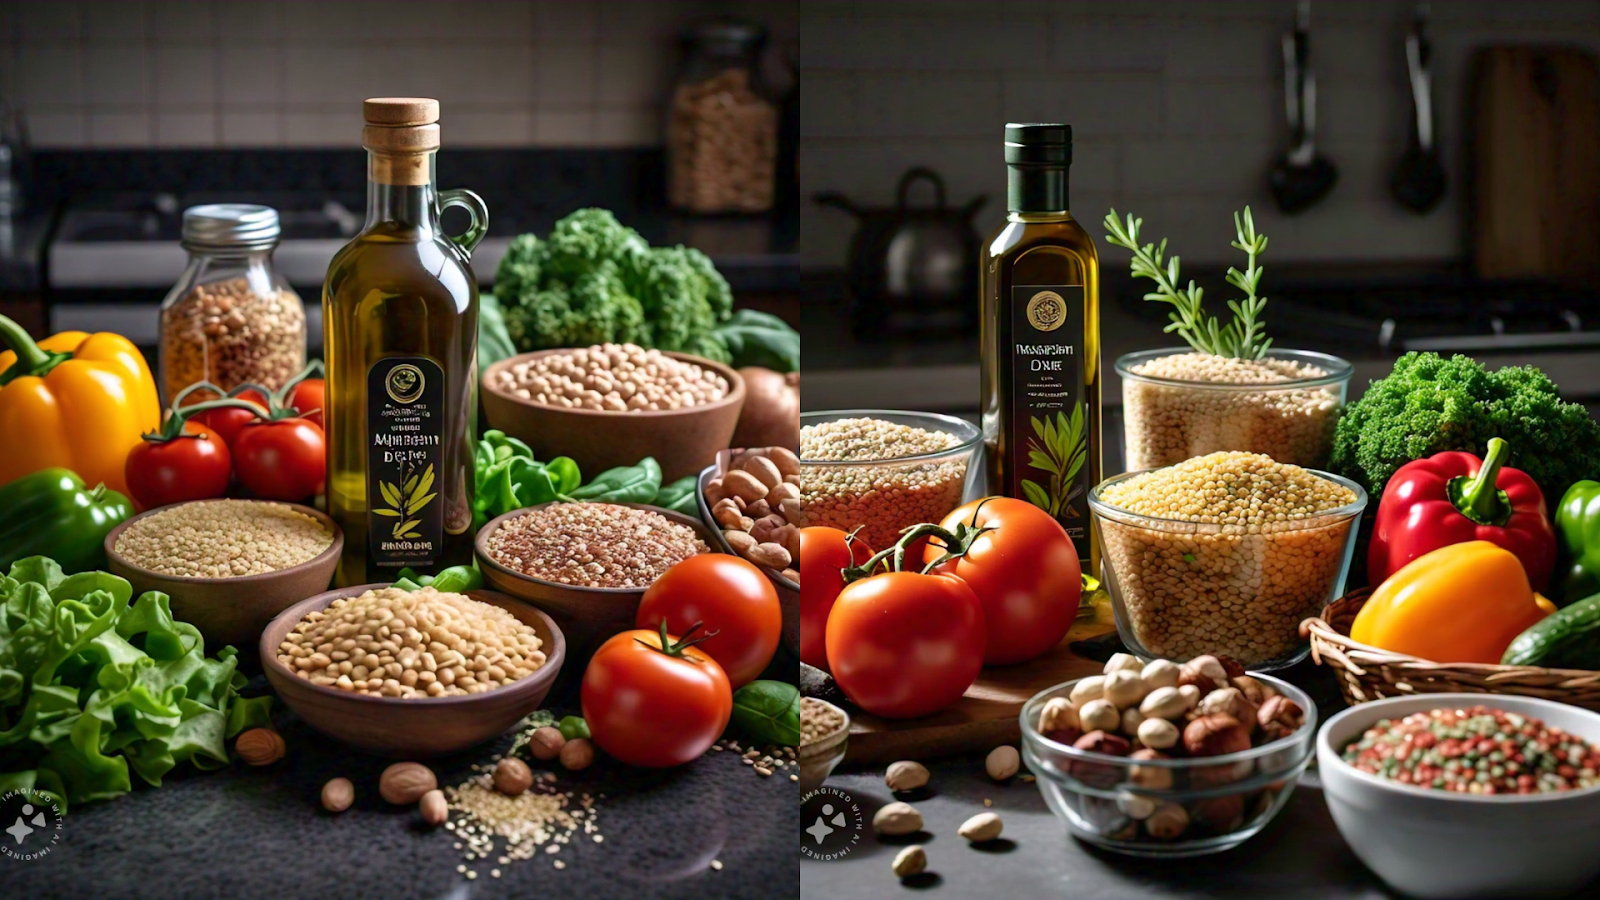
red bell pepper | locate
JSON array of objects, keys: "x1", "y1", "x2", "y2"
[{"x1": 1368, "y1": 437, "x2": 1557, "y2": 590}]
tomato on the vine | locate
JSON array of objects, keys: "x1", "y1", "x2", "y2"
[
  {"x1": 233, "y1": 417, "x2": 325, "y2": 501},
  {"x1": 826, "y1": 571, "x2": 985, "y2": 719},
  {"x1": 636, "y1": 554, "x2": 781, "y2": 689},
  {"x1": 288, "y1": 378, "x2": 325, "y2": 429},
  {"x1": 125, "y1": 430, "x2": 232, "y2": 510},
  {"x1": 927, "y1": 497, "x2": 1082, "y2": 665},
  {"x1": 194, "y1": 388, "x2": 266, "y2": 452},
  {"x1": 798, "y1": 527, "x2": 872, "y2": 672},
  {"x1": 582, "y1": 622, "x2": 732, "y2": 768}
]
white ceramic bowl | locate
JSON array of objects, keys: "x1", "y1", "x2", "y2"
[{"x1": 1318, "y1": 693, "x2": 1600, "y2": 899}]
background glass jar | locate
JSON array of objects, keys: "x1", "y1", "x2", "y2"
[
  {"x1": 666, "y1": 19, "x2": 778, "y2": 214},
  {"x1": 159, "y1": 204, "x2": 306, "y2": 404}
]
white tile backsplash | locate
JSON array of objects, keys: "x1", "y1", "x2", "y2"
[
  {"x1": 154, "y1": 109, "x2": 216, "y2": 145},
  {"x1": 87, "y1": 110, "x2": 152, "y2": 147},
  {"x1": 84, "y1": 43, "x2": 149, "y2": 106},
  {"x1": 153, "y1": 45, "x2": 216, "y2": 106}
]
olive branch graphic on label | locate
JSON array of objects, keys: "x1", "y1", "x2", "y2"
[
  {"x1": 1021, "y1": 403, "x2": 1087, "y2": 519},
  {"x1": 375, "y1": 462, "x2": 436, "y2": 539}
]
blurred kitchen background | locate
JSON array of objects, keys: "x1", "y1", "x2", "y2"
[
  {"x1": 0, "y1": 0, "x2": 798, "y2": 356},
  {"x1": 799, "y1": 0, "x2": 1600, "y2": 447}
]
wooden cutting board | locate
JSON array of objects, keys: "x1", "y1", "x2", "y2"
[
  {"x1": 1471, "y1": 46, "x2": 1600, "y2": 283},
  {"x1": 842, "y1": 612, "x2": 1115, "y2": 765}
]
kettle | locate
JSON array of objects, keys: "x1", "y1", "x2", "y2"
[{"x1": 814, "y1": 167, "x2": 984, "y2": 338}]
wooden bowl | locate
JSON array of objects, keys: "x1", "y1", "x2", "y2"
[
  {"x1": 260, "y1": 585, "x2": 565, "y2": 758},
  {"x1": 481, "y1": 349, "x2": 745, "y2": 483},
  {"x1": 696, "y1": 463, "x2": 800, "y2": 655},
  {"x1": 475, "y1": 502, "x2": 724, "y2": 663},
  {"x1": 105, "y1": 501, "x2": 343, "y2": 649}
]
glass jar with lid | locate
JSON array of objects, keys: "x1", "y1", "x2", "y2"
[
  {"x1": 667, "y1": 19, "x2": 778, "y2": 214},
  {"x1": 159, "y1": 203, "x2": 307, "y2": 404}
]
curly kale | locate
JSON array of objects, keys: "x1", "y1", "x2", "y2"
[
  {"x1": 1329, "y1": 352, "x2": 1600, "y2": 502},
  {"x1": 493, "y1": 209, "x2": 735, "y2": 361}
]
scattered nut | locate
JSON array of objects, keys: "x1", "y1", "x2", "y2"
[
  {"x1": 1079, "y1": 698, "x2": 1120, "y2": 733},
  {"x1": 958, "y1": 811, "x2": 1004, "y2": 843},
  {"x1": 560, "y1": 738, "x2": 596, "y2": 771},
  {"x1": 493, "y1": 757, "x2": 534, "y2": 796},
  {"x1": 892, "y1": 845, "x2": 927, "y2": 879},
  {"x1": 886, "y1": 760, "x2": 931, "y2": 792},
  {"x1": 529, "y1": 726, "x2": 566, "y2": 761},
  {"x1": 1144, "y1": 802, "x2": 1190, "y2": 840},
  {"x1": 419, "y1": 789, "x2": 449, "y2": 826},
  {"x1": 235, "y1": 728, "x2": 285, "y2": 766},
  {"x1": 1103, "y1": 652, "x2": 1144, "y2": 675},
  {"x1": 985, "y1": 745, "x2": 1020, "y2": 781},
  {"x1": 379, "y1": 762, "x2": 438, "y2": 805},
  {"x1": 1069, "y1": 676, "x2": 1106, "y2": 706},
  {"x1": 1257, "y1": 695, "x2": 1306, "y2": 741},
  {"x1": 1136, "y1": 716, "x2": 1181, "y2": 751},
  {"x1": 1140, "y1": 658, "x2": 1180, "y2": 690},
  {"x1": 873, "y1": 801, "x2": 924, "y2": 835},
  {"x1": 1139, "y1": 686, "x2": 1188, "y2": 721},
  {"x1": 1103, "y1": 669, "x2": 1148, "y2": 710},
  {"x1": 1039, "y1": 697, "x2": 1079, "y2": 734},
  {"x1": 1127, "y1": 748, "x2": 1175, "y2": 790},
  {"x1": 320, "y1": 777, "x2": 354, "y2": 813}
]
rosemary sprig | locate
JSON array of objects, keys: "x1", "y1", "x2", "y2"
[{"x1": 1102, "y1": 207, "x2": 1273, "y2": 360}]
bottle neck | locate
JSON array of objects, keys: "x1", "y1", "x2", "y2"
[
  {"x1": 366, "y1": 149, "x2": 439, "y2": 233},
  {"x1": 1007, "y1": 164, "x2": 1069, "y2": 215}
]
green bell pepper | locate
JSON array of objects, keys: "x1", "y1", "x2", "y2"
[
  {"x1": 1554, "y1": 479, "x2": 1600, "y2": 605},
  {"x1": 394, "y1": 564, "x2": 483, "y2": 594},
  {"x1": 0, "y1": 468, "x2": 133, "y2": 575}
]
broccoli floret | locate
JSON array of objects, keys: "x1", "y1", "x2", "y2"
[
  {"x1": 1329, "y1": 352, "x2": 1600, "y2": 502},
  {"x1": 625, "y1": 245, "x2": 733, "y2": 355},
  {"x1": 537, "y1": 208, "x2": 649, "y2": 282},
  {"x1": 500, "y1": 264, "x2": 645, "y2": 350}
]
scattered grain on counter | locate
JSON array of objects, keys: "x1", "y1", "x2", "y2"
[
  {"x1": 800, "y1": 417, "x2": 968, "y2": 549},
  {"x1": 114, "y1": 499, "x2": 332, "y2": 577},
  {"x1": 711, "y1": 739, "x2": 798, "y2": 779},
  {"x1": 276, "y1": 587, "x2": 546, "y2": 698},
  {"x1": 485, "y1": 502, "x2": 707, "y2": 589},
  {"x1": 801, "y1": 698, "x2": 847, "y2": 746},
  {"x1": 492, "y1": 343, "x2": 729, "y2": 412},
  {"x1": 160, "y1": 275, "x2": 305, "y2": 402},
  {"x1": 1123, "y1": 353, "x2": 1341, "y2": 469},
  {"x1": 447, "y1": 767, "x2": 599, "y2": 865},
  {"x1": 1097, "y1": 452, "x2": 1358, "y2": 664}
]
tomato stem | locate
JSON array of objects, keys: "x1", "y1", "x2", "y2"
[
  {"x1": 842, "y1": 503, "x2": 998, "y2": 584},
  {"x1": 637, "y1": 619, "x2": 721, "y2": 659}
]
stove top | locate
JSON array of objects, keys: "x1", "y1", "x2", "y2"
[{"x1": 55, "y1": 191, "x2": 364, "y2": 244}]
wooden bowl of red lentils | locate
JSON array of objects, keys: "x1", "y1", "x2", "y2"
[
  {"x1": 105, "y1": 499, "x2": 343, "y2": 649},
  {"x1": 475, "y1": 500, "x2": 720, "y2": 662},
  {"x1": 481, "y1": 345, "x2": 745, "y2": 483},
  {"x1": 260, "y1": 584, "x2": 565, "y2": 758}
]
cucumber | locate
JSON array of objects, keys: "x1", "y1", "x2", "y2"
[{"x1": 1502, "y1": 591, "x2": 1600, "y2": 668}]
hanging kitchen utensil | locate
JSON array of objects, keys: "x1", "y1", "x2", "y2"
[
  {"x1": 1270, "y1": 1, "x2": 1338, "y2": 214},
  {"x1": 813, "y1": 167, "x2": 984, "y2": 339},
  {"x1": 1391, "y1": 4, "x2": 1446, "y2": 213}
]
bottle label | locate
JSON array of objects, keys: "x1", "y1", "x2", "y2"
[
  {"x1": 366, "y1": 356, "x2": 446, "y2": 569},
  {"x1": 1008, "y1": 285, "x2": 1090, "y2": 546}
]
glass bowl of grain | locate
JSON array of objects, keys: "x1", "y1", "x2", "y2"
[
  {"x1": 1116, "y1": 348, "x2": 1352, "y2": 470},
  {"x1": 800, "y1": 410, "x2": 981, "y2": 551},
  {"x1": 1088, "y1": 451, "x2": 1367, "y2": 670}
]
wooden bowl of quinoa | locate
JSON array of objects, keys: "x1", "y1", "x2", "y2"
[
  {"x1": 105, "y1": 499, "x2": 343, "y2": 649},
  {"x1": 260, "y1": 584, "x2": 565, "y2": 757},
  {"x1": 475, "y1": 500, "x2": 720, "y2": 663}
]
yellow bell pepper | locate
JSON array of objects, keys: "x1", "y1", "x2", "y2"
[
  {"x1": 0, "y1": 315, "x2": 160, "y2": 496},
  {"x1": 1351, "y1": 540, "x2": 1553, "y2": 664}
]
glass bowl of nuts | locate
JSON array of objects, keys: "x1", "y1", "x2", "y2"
[
  {"x1": 1088, "y1": 452, "x2": 1367, "y2": 670},
  {"x1": 799, "y1": 410, "x2": 982, "y2": 552},
  {"x1": 1020, "y1": 656, "x2": 1317, "y2": 857}
]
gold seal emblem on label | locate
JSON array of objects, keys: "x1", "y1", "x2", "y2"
[
  {"x1": 1025, "y1": 290, "x2": 1067, "y2": 332},
  {"x1": 385, "y1": 364, "x2": 426, "y2": 404}
]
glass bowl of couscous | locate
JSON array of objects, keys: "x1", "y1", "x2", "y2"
[{"x1": 1088, "y1": 451, "x2": 1366, "y2": 670}]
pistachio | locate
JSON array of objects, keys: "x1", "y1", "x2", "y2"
[
  {"x1": 1117, "y1": 792, "x2": 1157, "y2": 820},
  {"x1": 985, "y1": 745, "x2": 1020, "y2": 781},
  {"x1": 892, "y1": 845, "x2": 927, "y2": 879},
  {"x1": 1103, "y1": 652, "x2": 1144, "y2": 675},
  {"x1": 1177, "y1": 684, "x2": 1202, "y2": 710},
  {"x1": 1120, "y1": 705, "x2": 1145, "y2": 737},
  {"x1": 1136, "y1": 716, "x2": 1181, "y2": 750},
  {"x1": 1103, "y1": 669, "x2": 1148, "y2": 710},
  {"x1": 1079, "y1": 698, "x2": 1120, "y2": 733},
  {"x1": 1039, "y1": 697, "x2": 1079, "y2": 734},
  {"x1": 885, "y1": 760, "x2": 930, "y2": 792},
  {"x1": 958, "y1": 811, "x2": 1004, "y2": 842},
  {"x1": 1140, "y1": 658, "x2": 1181, "y2": 690},
  {"x1": 1139, "y1": 686, "x2": 1188, "y2": 721},
  {"x1": 873, "y1": 801, "x2": 924, "y2": 836},
  {"x1": 1069, "y1": 675, "x2": 1106, "y2": 706}
]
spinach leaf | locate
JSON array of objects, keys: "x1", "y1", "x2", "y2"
[
  {"x1": 730, "y1": 680, "x2": 801, "y2": 746},
  {"x1": 567, "y1": 457, "x2": 662, "y2": 504},
  {"x1": 654, "y1": 475, "x2": 700, "y2": 514},
  {"x1": 714, "y1": 309, "x2": 799, "y2": 373}
]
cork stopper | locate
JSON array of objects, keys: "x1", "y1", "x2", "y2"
[{"x1": 363, "y1": 98, "x2": 440, "y2": 185}]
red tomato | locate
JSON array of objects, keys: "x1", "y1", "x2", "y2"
[
  {"x1": 826, "y1": 571, "x2": 986, "y2": 719},
  {"x1": 194, "y1": 389, "x2": 267, "y2": 451},
  {"x1": 582, "y1": 626, "x2": 733, "y2": 768},
  {"x1": 124, "y1": 431, "x2": 232, "y2": 511},
  {"x1": 798, "y1": 527, "x2": 872, "y2": 672},
  {"x1": 927, "y1": 497, "x2": 1082, "y2": 665},
  {"x1": 233, "y1": 417, "x2": 326, "y2": 501},
  {"x1": 636, "y1": 555, "x2": 781, "y2": 689},
  {"x1": 288, "y1": 378, "x2": 325, "y2": 429}
]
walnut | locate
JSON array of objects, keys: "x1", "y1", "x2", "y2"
[
  {"x1": 1196, "y1": 687, "x2": 1259, "y2": 736},
  {"x1": 1257, "y1": 695, "x2": 1306, "y2": 741},
  {"x1": 1184, "y1": 714, "x2": 1253, "y2": 787},
  {"x1": 1230, "y1": 675, "x2": 1270, "y2": 707},
  {"x1": 1213, "y1": 655, "x2": 1248, "y2": 680}
]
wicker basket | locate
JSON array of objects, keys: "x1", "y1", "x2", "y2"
[{"x1": 1301, "y1": 588, "x2": 1600, "y2": 712}]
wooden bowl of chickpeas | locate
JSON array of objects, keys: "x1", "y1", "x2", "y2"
[
  {"x1": 260, "y1": 584, "x2": 565, "y2": 757},
  {"x1": 481, "y1": 345, "x2": 746, "y2": 483}
]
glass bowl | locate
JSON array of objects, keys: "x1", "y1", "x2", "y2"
[
  {"x1": 1021, "y1": 673, "x2": 1317, "y2": 857},
  {"x1": 1116, "y1": 348, "x2": 1352, "y2": 470},
  {"x1": 1089, "y1": 467, "x2": 1367, "y2": 670},
  {"x1": 799, "y1": 410, "x2": 982, "y2": 551}
]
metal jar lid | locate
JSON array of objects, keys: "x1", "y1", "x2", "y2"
[{"x1": 181, "y1": 203, "x2": 281, "y2": 251}]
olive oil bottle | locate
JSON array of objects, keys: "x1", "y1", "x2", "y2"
[
  {"x1": 981, "y1": 123, "x2": 1101, "y2": 576},
  {"x1": 324, "y1": 98, "x2": 487, "y2": 586}
]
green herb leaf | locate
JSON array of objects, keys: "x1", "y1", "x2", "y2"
[
  {"x1": 1021, "y1": 479, "x2": 1052, "y2": 510},
  {"x1": 730, "y1": 680, "x2": 801, "y2": 746}
]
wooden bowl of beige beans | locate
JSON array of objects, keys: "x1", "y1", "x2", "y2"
[
  {"x1": 697, "y1": 447, "x2": 802, "y2": 654},
  {"x1": 105, "y1": 499, "x2": 343, "y2": 648},
  {"x1": 481, "y1": 344, "x2": 746, "y2": 483}
]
